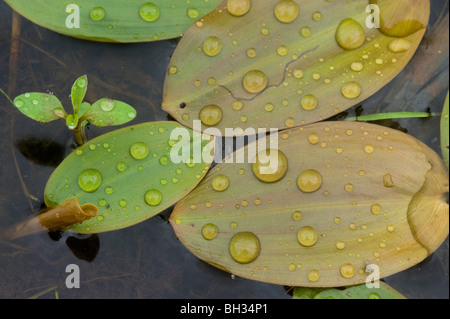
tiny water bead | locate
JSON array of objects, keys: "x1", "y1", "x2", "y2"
[
  {"x1": 229, "y1": 232, "x2": 261, "y2": 264},
  {"x1": 252, "y1": 149, "x2": 288, "y2": 183},
  {"x1": 297, "y1": 169, "x2": 322, "y2": 193},
  {"x1": 211, "y1": 174, "x2": 230, "y2": 192},
  {"x1": 342, "y1": 81, "x2": 362, "y2": 99},
  {"x1": 90, "y1": 7, "x2": 105, "y2": 21},
  {"x1": 139, "y1": 3, "x2": 160, "y2": 22},
  {"x1": 78, "y1": 169, "x2": 102, "y2": 193},
  {"x1": 130, "y1": 142, "x2": 150, "y2": 160},
  {"x1": 227, "y1": 0, "x2": 251, "y2": 17},
  {"x1": 14, "y1": 99, "x2": 24, "y2": 108},
  {"x1": 336, "y1": 18, "x2": 365, "y2": 50},
  {"x1": 105, "y1": 186, "x2": 114, "y2": 195},
  {"x1": 274, "y1": 0, "x2": 299, "y2": 24},
  {"x1": 117, "y1": 161, "x2": 127, "y2": 172},
  {"x1": 203, "y1": 36, "x2": 223, "y2": 57},
  {"x1": 199, "y1": 104, "x2": 223, "y2": 126},
  {"x1": 371, "y1": 203, "x2": 382, "y2": 215},
  {"x1": 77, "y1": 77, "x2": 87, "y2": 87},
  {"x1": 145, "y1": 189, "x2": 163, "y2": 206},
  {"x1": 301, "y1": 94, "x2": 318, "y2": 111},
  {"x1": 292, "y1": 211, "x2": 302, "y2": 221},
  {"x1": 308, "y1": 133, "x2": 320, "y2": 145},
  {"x1": 243, "y1": 70, "x2": 268, "y2": 94},
  {"x1": 202, "y1": 223, "x2": 219, "y2": 240},
  {"x1": 297, "y1": 226, "x2": 318, "y2": 247},
  {"x1": 159, "y1": 155, "x2": 170, "y2": 165}
]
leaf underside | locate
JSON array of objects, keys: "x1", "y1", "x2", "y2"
[
  {"x1": 5, "y1": 0, "x2": 221, "y2": 43},
  {"x1": 163, "y1": 0, "x2": 430, "y2": 136},
  {"x1": 45, "y1": 121, "x2": 213, "y2": 234},
  {"x1": 170, "y1": 121, "x2": 449, "y2": 287}
]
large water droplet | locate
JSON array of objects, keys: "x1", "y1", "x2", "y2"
[
  {"x1": 202, "y1": 223, "x2": 219, "y2": 240},
  {"x1": 388, "y1": 38, "x2": 412, "y2": 53},
  {"x1": 145, "y1": 189, "x2": 162, "y2": 206},
  {"x1": 117, "y1": 161, "x2": 127, "y2": 172},
  {"x1": 297, "y1": 169, "x2": 322, "y2": 193},
  {"x1": 252, "y1": 149, "x2": 288, "y2": 183},
  {"x1": 229, "y1": 232, "x2": 261, "y2": 264},
  {"x1": 274, "y1": 0, "x2": 299, "y2": 24},
  {"x1": 336, "y1": 18, "x2": 365, "y2": 50},
  {"x1": 342, "y1": 81, "x2": 362, "y2": 99},
  {"x1": 199, "y1": 105, "x2": 223, "y2": 126},
  {"x1": 203, "y1": 36, "x2": 223, "y2": 57},
  {"x1": 78, "y1": 169, "x2": 102, "y2": 193},
  {"x1": 308, "y1": 269, "x2": 320, "y2": 282},
  {"x1": 227, "y1": 0, "x2": 251, "y2": 17},
  {"x1": 130, "y1": 142, "x2": 150, "y2": 160},
  {"x1": 139, "y1": 3, "x2": 160, "y2": 22},
  {"x1": 187, "y1": 8, "x2": 200, "y2": 19},
  {"x1": 340, "y1": 263, "x2": 355, "y2": 278},
  {"x1": 243, "y1": 70, "x2": 268, "y2": 94},
  {"x1": 90, "y1": 7, "x2": 105, "y2": 21},
  {"x1": 297, "y1": 226, "x2": 318, "y2": 247},
  {"x1": 301, "y1": 94, "x2": 318, "y2": 111},
  {"x1": 14, "y1": 99, "x2": 24, "y2": 108},
  {"x1": 212, "y1": 174, "x2": 230, "y2": 192},
  {"x1": 100, "y1": 99, "x2": 115, "y2": 111}
]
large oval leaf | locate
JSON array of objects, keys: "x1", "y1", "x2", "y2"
[
  {"x1": 5, "y1": 0, "x2": 221, "y2": 43},
  {"x1": 163, "y1": 0, "x2": 430, "y2": 135},
  {"x1": 170, "y1": 121, "x2": 449, "y2": 287},
  {"x1": 45, "y1": 121, "x2": 213, "y2": 234},
  {"x1": 293, "y1": 282, "x2": 406, "y2": 299}
]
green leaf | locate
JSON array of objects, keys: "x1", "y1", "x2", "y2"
[
  {"x1": 170, "y1": 121, "x2": 449, "y2": 287},
  {"x1": 293, "y1": 282, "x2": 406, "y2": 299},
  {"x1": 71, "y1": 75, "x2": 88, "y2": 114},
  {"x1": 441, "y1": 91, "x2": 449, "y2": 169},
  {"x1": 13, "y1": 92, "x2": 66, "y2": 122},
  {"x1": 5, "y1": 0, "x2": 221, "y2": 43},
  {"x1": 163, "y1": 0, "x2": 430, "y2": 136},
  {"x1": 81, "y1": 98, "x2": 137, "y2": 127},
  {"x1": 66, "y1": 114, "x2": 79, "y2": 130},
  {"x1": 78, "y1": 102, "x2": 91, "y2": 118},
  {"x1": 44, "y1": 121, "x2": 213, "y2": 234}
]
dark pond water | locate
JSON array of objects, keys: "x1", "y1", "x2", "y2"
[{"x1": 0, "y1": 1, "x2": 448, "y2": 299}]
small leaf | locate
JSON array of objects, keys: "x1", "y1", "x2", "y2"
[
  {"x1": 78, "y1": 102, "x2": 91, "y2": 119},
  {"x1": 13, "y1": 93, "x2": 65, "y2": 122},
  {"x1": 81, "y1": 98, "x2": 137, "y2": 127},
  {"x1": 163, "y1": 0, "x2": 430, "y2": 135},
  {"x1": 71, "y1": 75, "x2": 88, "y2": 114},
  {"x1": 44, "y1": 121, "x2": 213, "y2": 234},
  {"x1": 170, "y1": 121, "x2": 449, "y2": 287},
  {"x1": 293, "y1": 282, "x2": 406, "y2": 299},
  {"x1": 5, "y1": 0, "x2": 222, "y2": 43},
  {"x1": 441, "y1": 91, "x2": 449, "y2": 169},
  {"x1": 66, "y1": 114, "x2": 79, "y2": 130}
]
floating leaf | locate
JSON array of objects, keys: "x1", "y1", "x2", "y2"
[
  {"x1": 441, "y1": 91, "x2": 449, "y2": 169},
  {"x1": 170, "y1": 121, "x2": 449, "y2": 287},
  {"x1": 13, "y1": 93, "x2": 66, "y2": 122},
  {"x1": 71, "y1": 75, "x2": 88, "y2": 114},
  {"x1": 163, "y1": 0, "x2": 430, "y2": 135},
  {"x1": 5, "y1": 0, "x2": 221, "y2": 43},
  {"x1": 45, "y1": 121, "x2": 213, "y2": 234},
  {"x1": 81, "y1": 98, "x2": 137, "y2": 127},
  {"x1": 293, "y1": 282, "x2": 406, "y2": 299}
]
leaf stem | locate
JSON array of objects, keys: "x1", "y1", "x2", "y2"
[
  {"x1": 73, "y1": 122, "x2": 87, "y2": 146},
  {"x1": 345, "y1": 112, "x2": 441, "y2": 122}
]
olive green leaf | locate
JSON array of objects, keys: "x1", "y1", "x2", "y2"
[
  {"x1": 45, "y1": 121, "x2": 213, "y2": 234},
  {"x1": 5, "y1": 0, "x2": 221, "y2": 43},
  {"x1": 13, "y1": 93, "x2": 67, "y2": 122},
  {"x1": 441, "y1": 91, "x2": 449, "y2": 169},
  {"x1": 170, "y1": 121, "x2": 449, "y2": 287},
  {"x1": 71, "y1": 75, "x2": 88, "y2": 115},
  {"x1": 80, "y1": 98, "x2": 137, "y2": 127},
  {"x1": 293, "y1": 282, "x2": 406, "y2": 299},
  {"x1": 163, "y1": 0, "x2": 430, "y2": 136}
]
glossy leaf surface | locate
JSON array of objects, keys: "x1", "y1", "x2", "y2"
[
  {"x1": 163, "y1": 0, "x2": 430, "y2": 136},
  {"x1": 170, "y1": 121, "x2": 449, "y2": 287},
  {"x1": 13, "y1": 93, "x2": 66, "y2": 122},
  {"x1": 81, "y1": 98, "x2": 137, "y2": 127},
  {"x1": 5, "y1": 0, "x2": 221, "y2": 43},
  {"x1": 293, "y1": 282, "x2": 406, "y2": 299},
  {"x1": 45, "y1": 121, "x2": 213, "y2": 233}
]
